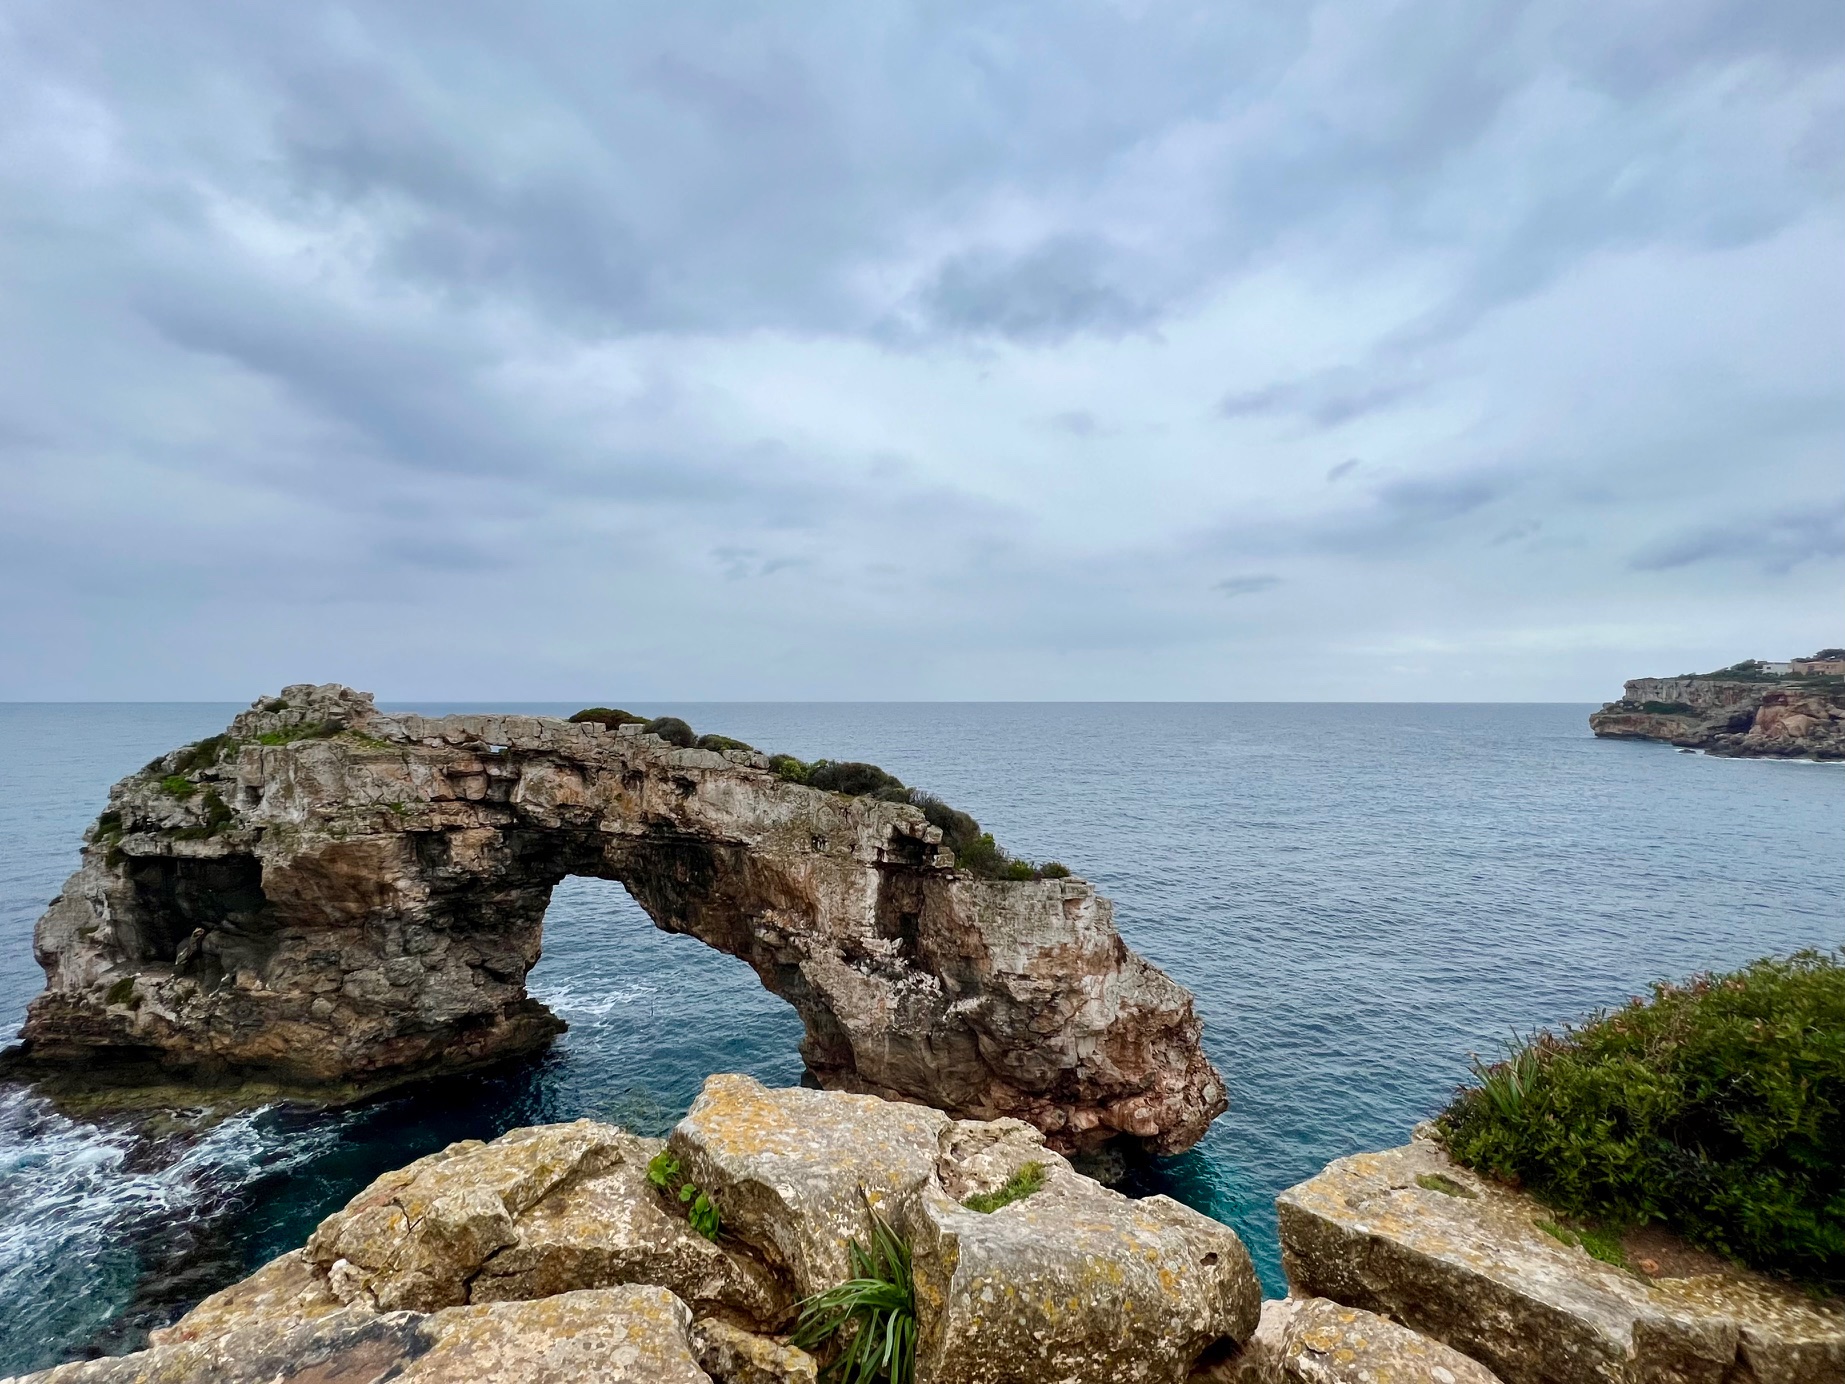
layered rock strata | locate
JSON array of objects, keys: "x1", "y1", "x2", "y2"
[
  {"x1": 5, "y1": 1077, "x2": 1264, "y2": 1384},
  {"x1": 1276, "y1": 1134, "x2": 1845, "y2": 1384},
  {"x1": 1589, "y1": 676, "x2": 1845, "y2": 759},
  {"x1": 11, "y1": 684, "x2": 1225, "y2": 1152}
]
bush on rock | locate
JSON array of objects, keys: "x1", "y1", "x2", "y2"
[{"x1": 1439, "y1": 948, "x2": 1845, "y2": 1288}]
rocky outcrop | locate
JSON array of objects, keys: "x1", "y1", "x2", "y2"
[
  {"x1": 1275, "y1": 1135, "x2": 1845, "y2": 1384},
  {"x1": 670, "y1": 1074, "x2": 1262, "y2": 1384},
  {"x1": 7, "y1": 1287, "x2": 713, "y2": 1384},
  {"x1": 7, "y1": 1077, "x2": 1263, "y2": 1384},
  {"x1": 1589, "y1": 675, "x2": 1845, "y2": 759},
  {"x1": 1222, "y1": 1297, "x2": 1503, "y2": 1383},
  {"x1": 303, "y1": 1118, "x2": 789, "y2": 1324},
  {"x1": 10, "y1": 683, "x2": 1225, "y2": 1152}
]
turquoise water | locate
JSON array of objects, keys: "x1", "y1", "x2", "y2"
[{"x1": 2, "y1": 701, "x2": 1841, "y2": 1373}]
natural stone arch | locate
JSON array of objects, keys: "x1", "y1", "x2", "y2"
[{"x1": 12, "y1": 685, "x2": 1226, "y2": 1152}]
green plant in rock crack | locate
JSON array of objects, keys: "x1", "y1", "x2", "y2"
[
  {"x1": 790, "y1": 1193, "x2": 917, "y2": 1384},
  {"x1": 646, "y1": 1150, "x2": 721, "y2": 1241}
]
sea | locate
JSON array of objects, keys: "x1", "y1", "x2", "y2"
[{"x1": 1, "y1": 701, "x2": 1840, "y2": 1374}]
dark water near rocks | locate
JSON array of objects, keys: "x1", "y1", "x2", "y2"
[{"x1": 2, "y1": 701, "x2": 1841, "y2": 1374}]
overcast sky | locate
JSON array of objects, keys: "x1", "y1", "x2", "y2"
[{"x1": 2, "y1": 2, "x2": 1839, "y2": 701}]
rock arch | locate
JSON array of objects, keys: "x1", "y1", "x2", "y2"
[{"x1": 12, "y1": 685, "x2": 1226, "y2": 1152}]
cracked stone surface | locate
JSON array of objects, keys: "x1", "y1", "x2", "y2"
[
  {"x1": 1277, "y1": 1135, "x2": 1845, "y2": 1384},
  {"x1": 12, "y1": 683, "x2": 1224, "y2": 1152}
]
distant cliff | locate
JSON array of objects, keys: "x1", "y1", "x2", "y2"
[{"x1": 1589, "y1": 669, "x2": 1845, "y2": 759}]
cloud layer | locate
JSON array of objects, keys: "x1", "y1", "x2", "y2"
[{"x1": 2, "y1": 0, "x2": 1840, "y2": 699}]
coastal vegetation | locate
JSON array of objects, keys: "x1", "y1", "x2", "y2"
[
  {"x1": 790, "y1": 1200, "x2": 917, "y2": 1384},
  {"x1": 644, "y1": 1150, "x2": 722, "y2": 1241},
  {"x1": 571, "y1": 707, "x2": 1072, "y2": 881},
  {"x1": 1439, "y1": 949, "x2": 1844, "y2": 1287},
  {"x1": 963, "y1": 1160, "x2": 1046, "y2": 1212}
]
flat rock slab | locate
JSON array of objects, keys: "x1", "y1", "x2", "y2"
[
  {"x1": 4, "y1": 1286, "x2": 713, "y2": 1384},
  {"x1": 1277, "y1": 1137, "x2": 1845, "y2": 1384},
  {"x1": 1222, "y1": 1296, "x2": 1504, "y2": 1383}
]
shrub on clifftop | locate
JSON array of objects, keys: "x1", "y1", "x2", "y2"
[{"x1": 1438, "y1": 949, "x2": 1845, "y2": 1287}]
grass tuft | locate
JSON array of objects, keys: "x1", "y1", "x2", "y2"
[
  {"x1": 963, "y1": 1161, "x2": 1047, "y2": 1213},
  {"x1": 790, "y1": 1195, "x2": 917, "y2": 1384},
  {"x1": 1415, "y1": 1172, "x2": 1477, "y2": 1199},
  {"x1": 1440, "y1": 949, "x2": 1845, "y2": 1289}
]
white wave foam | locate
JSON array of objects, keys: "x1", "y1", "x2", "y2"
[
  {"x1": 0, "y1": 1086, "x2": 351, "y2": 1372},
  {"x1": 529, "y1": 979, "x2": 660, "y2": 1019}
]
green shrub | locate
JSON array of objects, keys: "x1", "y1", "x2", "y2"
[
  {"x1": 769, "y1": 753, "x2": 812, "y2": 783},
  {"x1": 105, "y1": 977, "x2": 136, "y2": 1006},
  {"x1": 1039, "y1": 862, "x2": 1071, "y2": 879},
  {"x1": 963, "y1": 1161, "x2": 1046, "y2": 1213},
  {"x1": 643, "y1": 716, "x2": 697, "y2": 748},
  {"x1": 790, "y1": 1197, "x2": 916, "y2": 1384},
  {"x1": 569, "y1": 707, "x2": 646, "y2": 730},
  {"x1": 256, "y1": 722, "x2": 337, "y2": 746},
  {"x1": 173, "y1": 789, "x2": 234, "y2": 840},
  {"x1": 1438, "y1": 949, "x2": 1845, "y2": 1288},
  {"x1": 695, "y1": 733, "x2": 757, "y2": 754},
  {"x1": 806, "y1": 760, "x2": 906, "y2": 796},
  {"x1": 171, "y1": 735, "x2": 233, "y2": 774},
  {"x1": 646, "y1": 1151, "x2": 721, "y2": 1241},
  {"x1": 1637, "y1": 701, "x2": 1699, "y2": 717},
  {"x1": 159, "y1": 774, "x2": 198, "y2": 798}
]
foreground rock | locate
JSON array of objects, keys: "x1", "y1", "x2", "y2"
[
  {"x1": 11, "y1": 683, "x2": 1224, "y2": 1152},
  {"x1": 303, "y1": 1117, "x2": 789, "y2": 1324},
  {"x1": 13, "y1": 1077, "x2": 1261, "y2": 1384},
  {"x1": 7, "y1": 1286, "x2": 711, "y2": 1384},
  {"x1": 1277, "y1": 1135, "x2": 1845, "y2": 1384},
  {"x1": 1589, "y1": 673, "x2": 1845, "y2": 759},
  {"x1": 1221, "y1": 1297, "x2": 1503, "y2": 1383},
  {"x1": 670, "y1": 1074, "x2": 1262, "y2": 1383}
]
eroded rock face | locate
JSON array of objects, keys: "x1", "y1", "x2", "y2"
[
  {"x1": 7, "y1": 1287, "x2": 713, "y2": 1384},
  {"x1": 304, "y1": 1119, "x2": 789, "y2": 1325},
  {"x1": 1221, "y1": 1297, "x2": 1504, "y2": 1383},
  {"x1": 1276, "y1": 1136, "x2": 1845, "y2": 1384},
  {"x1": 13, "y1": 683, "x2": 1224, "y2": 1152},
  {"x1": 1589, "y1": 676, "x2": 1845, "y2": 759}
]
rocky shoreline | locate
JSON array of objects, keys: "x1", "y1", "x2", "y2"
[
  {"x1": 4, "y1": 1078, "x2": 1837, "y2": 1384},
  {"x1": 1589, "y1": 671, "x2": 1844, "y2": 759}
]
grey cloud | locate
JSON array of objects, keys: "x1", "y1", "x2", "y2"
[
  {"x1": 1222, "y1": 372, "x2": 1425, "y2": 428},
  {"x1": 1632, "y1": 500, "x2": 1845, "y2": 574},
  {"x1": 1215, "y1": 574, "x2": 1281, "y2": 597},
  {"x1": 915, "y1": 236, "x2": 1156, "y2": 343},
  {"x1": 1326, "y1": 459, "x2": 1361, "y2": 482}
]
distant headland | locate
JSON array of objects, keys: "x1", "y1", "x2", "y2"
[{"x1": 1590, "y1": 650, "x2": 1845, "y2": 760}]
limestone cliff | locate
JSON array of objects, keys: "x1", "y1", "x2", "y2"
[
  {"x1": 8, "y1": 684, "x2": 1225, "y2": 1152},
  {"x1": 1589, "y1": 674, "x2": 1845, "y2": 759}
]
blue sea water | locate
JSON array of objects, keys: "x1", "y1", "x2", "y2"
[{"x1": 1, "y1": 701, "x2": 1840, "y2": 1373}]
